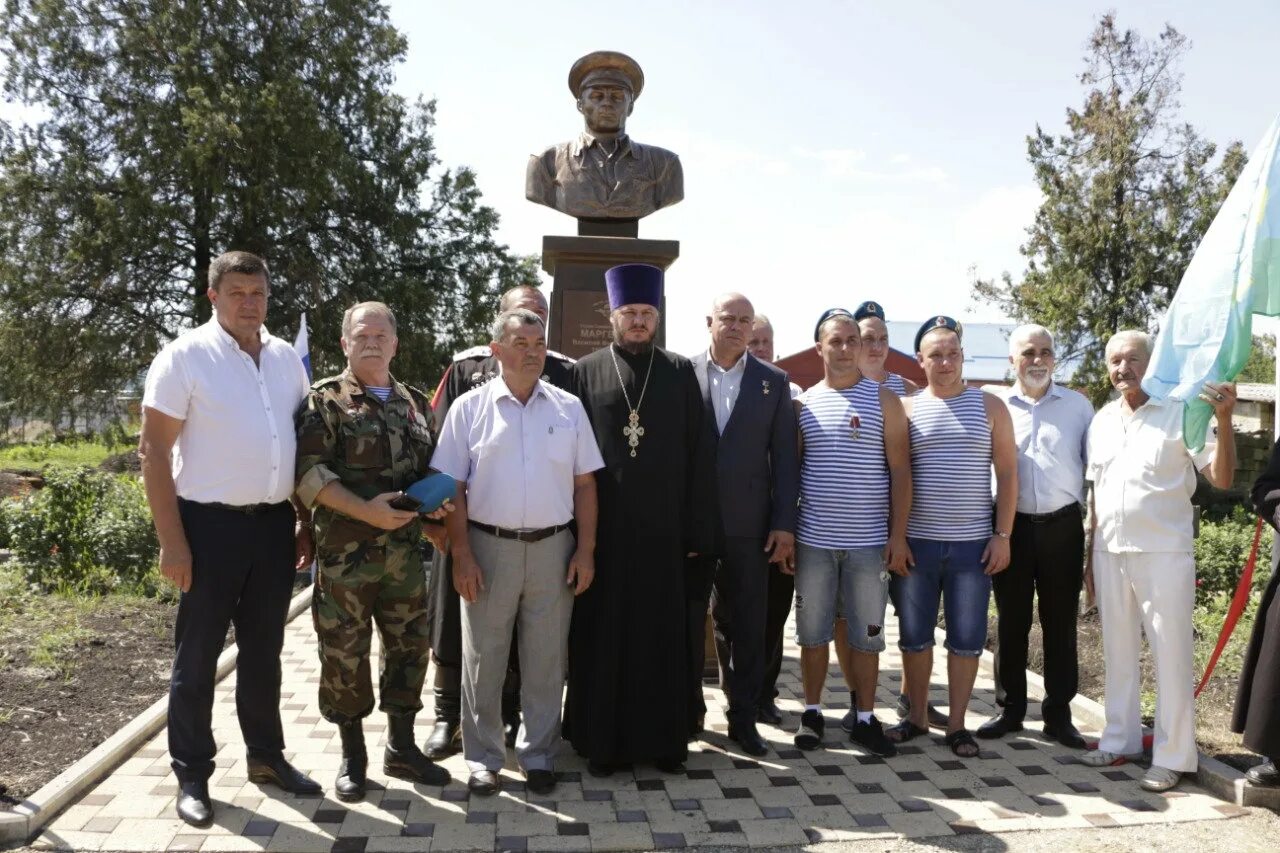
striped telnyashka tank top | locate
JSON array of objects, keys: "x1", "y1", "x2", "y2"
[
  {"x1": 796, "y1": 379, "x2": 889, "y2": 549},
  {"x1": 882, "y1": 372, "x2": 908, "y2": 397},
  {"x1": 907, "y1": 387, "x2": 993, "y2": 541}
]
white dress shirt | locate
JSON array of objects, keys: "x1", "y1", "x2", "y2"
[
  {"x1": 707, "y1": 349, "x2": 748, "y2": 434},
  {"x1": 1086, "y1": 395, "x2": 1215, "y2": 554},
  {"x1": 1001, "y1": 382, "x2": 1095, "y2": 514},
  {"x1": 142, "y1": 318, "x2": 309, "y2": 505},
  {"x1": 431, "y1": 376, "x2": 604, "y2": 530}
]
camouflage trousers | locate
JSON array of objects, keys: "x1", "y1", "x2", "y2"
[{"x1": 312, "y1": 538, "x2": 430, "y2": 725}]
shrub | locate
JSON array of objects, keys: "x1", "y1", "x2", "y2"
[
  {"x1": 6, "y1": 466, "x2": 160, "y2": 595},
  {"x1": 0, "y1": 498, "x2": 13, "y2": 548},
  {"x1": 1195, "y1": 505, "x2": 1273, "y2": 601}
]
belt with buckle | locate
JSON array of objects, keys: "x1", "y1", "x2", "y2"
[
  {"x1": 468, "y1": 521, "x2": 571, "y2": 543},
  {"x1": 198, "y1": 500, "x2": 289, "y2": 515},
  {"x1": 1017, "y1": 502, "x2": 1082, "y2": 523}
]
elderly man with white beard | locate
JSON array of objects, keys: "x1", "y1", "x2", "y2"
[{"x1": 978, "y1": 325, "x2": 1094, "y2": 748}]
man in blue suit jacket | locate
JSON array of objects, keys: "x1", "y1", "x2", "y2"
[{"x1": 690, "y1": 293, "x2": 800, "y2": 756}]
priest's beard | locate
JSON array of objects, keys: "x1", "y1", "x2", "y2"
[{"x1": 614, "y1": 330, "x2": 656, "y2": 355}]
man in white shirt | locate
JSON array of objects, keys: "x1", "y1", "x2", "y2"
[
  {"x1": 139, "y1": 251, "x2": 320, "y2": 827},
  {"x1": 432, "y1": 308, "x2": 604, "y2": 798},
  {"x1": 1083, "y1": 330, "x2": 1237, "y2": 792},
  {"x1": 980, "y1": 325, "x2": 1094, "y2": 748}
]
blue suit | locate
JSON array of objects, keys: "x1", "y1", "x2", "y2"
[{"x1": 689, "y1": 351, "x2": 799, "y2": 728}]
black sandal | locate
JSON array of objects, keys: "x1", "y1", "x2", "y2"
[
  {"x1": 885, "y1": 719, "x2": 928, "y2": 744},
  {"x1": 945, "y1": 728, "x2": 980, "y2": 757}
]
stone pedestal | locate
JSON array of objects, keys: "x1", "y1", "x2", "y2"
[{"x1": 543, "y1": 235, "x2": 679, "y2": 359}]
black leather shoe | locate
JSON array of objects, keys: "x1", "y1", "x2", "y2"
[
  {"x1": 654, "y1": 758, "x2": 685, "y2": 774},
  {"x1": 468, "y1": 769, "x2": 500, "y2": 796},
  {"x1": 423, "y1": 718, "x2": 462, "y2": 760},
  {"x1": 385, "y1": 714, "x2": 450, "y2": 785},
  {"x1": 176, "y1": 778, "x2": 212, "y2": 828},
  {"x1": 756, "y1": 701, "x2": 783, "y2": 726},
  {"x1": 334, "y1": 721, "x2": 368, "y2": 802},
  {"x1": 1246, "y1": 760, "x2": 1280, "y2": 786},
  {"x1": 247, "y1": 754, "x2": 323, "y2": 795},
  {"x1": 1042, "y1": 719, "x2": 1087, "y2": 749},
  {"x1": 526, "y1": 769, "x2": 557, "y2": 795},
  {"x1": 587, "y1": 759, "x2": 615, "y2": 777},
  {"x1": 976, "y1": 712, "x2": 1024, "y2": 740},
  {"x1": 728, "y1": 722, "x2": 769, "y2": 757}
]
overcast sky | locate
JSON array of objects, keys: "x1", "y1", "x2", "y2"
[{"x1": 388, "y1": 0, "x2": 1278, "y2": 357}]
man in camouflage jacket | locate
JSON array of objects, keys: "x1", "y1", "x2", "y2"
[{"x1": 295, "y1": 301, "x2": 450, "y2": 800}]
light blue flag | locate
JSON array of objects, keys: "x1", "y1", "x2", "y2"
[
  {"x1": 294, "y1": 312, "x2": 311, "y2": 381},
  {"x1": 1143, "y1": 114, "x2": 1280, "y2": 450}
]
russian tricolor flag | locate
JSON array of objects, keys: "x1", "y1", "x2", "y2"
[{"x1": 294, "y1": 312, "x2": 311, "y2": 381}]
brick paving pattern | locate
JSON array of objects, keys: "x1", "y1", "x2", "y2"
[{"x1": 32, "y1": 615, "x2": 1244, "y2": 850}]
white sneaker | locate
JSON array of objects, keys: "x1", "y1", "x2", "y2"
[
  {"x1": 1139, "y1": 766, "x2": 1182, "y2": 792},
  {"x1": 1080, "y1": 749, "x2": 1131, "y2": 767}
]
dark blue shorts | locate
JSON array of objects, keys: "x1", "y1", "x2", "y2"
[{"x1": 889, "y1": 537, "x2": 991, "y2": 657}]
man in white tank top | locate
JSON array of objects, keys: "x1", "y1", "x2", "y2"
[{"x1": 886, "y1": 317, "x2": 1018, "y2": 759}]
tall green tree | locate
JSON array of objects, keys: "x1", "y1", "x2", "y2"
[
  {"x1": 0, "y1": 0, "x2": 535, "y2": 422},
  {"x1": 973, "y1": 14, "x2": 1247, "y2": 402}
]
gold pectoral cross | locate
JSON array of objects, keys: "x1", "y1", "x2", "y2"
[{"x1": 623, "y1": 410, "x2": 645, "y2": 457}]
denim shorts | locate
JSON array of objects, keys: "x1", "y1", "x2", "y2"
[
  {"x1": 793, "y1": 543, "x2": 890, "y2": 653},
  {"x1": 889, "y1": 537, "x2": 991, "y2": 657}
]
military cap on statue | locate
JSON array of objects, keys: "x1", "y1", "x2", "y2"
[
  {"x1": 568, "y1": 51, "x2": 645, "y2": 98},
  {"x1": 813, "y1": 307, "x2": 856, "y2": 341},
  {"x1": 605, "y1": 263, "x2": 663, "y2": 309},
  {"x1": 914, "y1": 315, "x2": 963, "y2": 353},
  {"x1": 853, "y1": 300, "x2": 886, "y2": 322}
]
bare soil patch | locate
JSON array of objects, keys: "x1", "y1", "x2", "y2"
[{"x1": 0, "y1": 592, "x2": 176, "y2": 809}]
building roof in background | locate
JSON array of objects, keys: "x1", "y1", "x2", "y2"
[{"x1": 1237, "y1": 383, "x2": 1276, "y2": 403}]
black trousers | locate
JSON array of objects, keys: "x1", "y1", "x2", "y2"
[
  {"x1": 169, "y1": 500, "x2": 296, "y2": 782},
  {"x1": 427, "y1": 548, "x2": 520, "y2": 722},
  {"x1": 991, "y1": 505, "x2": 1084, "y2": 724},
  {"x1": 760, "y1": 563, "x2": 795, "y2": 703},
  {"x1": 685, "y1": 554, "x2": 715, "y2": 733},
  {"x1": 708, "y1": 537, "x2": 770, "y2": 728}
]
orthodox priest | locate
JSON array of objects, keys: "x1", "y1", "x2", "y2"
[
  {"x1": 1233, "y1": 440, "x2": 1280, "y2": 787},
  {"x1": 565, "y1": 263, "x2": 716, "y2": 776}
]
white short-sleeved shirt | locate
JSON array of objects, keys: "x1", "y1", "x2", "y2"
[
  {"x1": 430, "y1": 376, "x2": 605, "y2": 530},
  {"x1": 142, "y1": 319, "x2": 309, "y2": 505},
  {"x1": 1086, "y1": 396, "x2": 1215, "y2": 554}
]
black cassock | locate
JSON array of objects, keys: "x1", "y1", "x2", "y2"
[
  {"x1": 1233, "y1": 439, "x2": 1280, "y2": 761},
  {"x1": 564, "y1": 344, "x2": 716, "y2": 765}
]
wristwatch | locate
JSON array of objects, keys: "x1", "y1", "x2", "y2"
[{"x1": 994, "y1": 530, "x2": 1011, "y2": 540}]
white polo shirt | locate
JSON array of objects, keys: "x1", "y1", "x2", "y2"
[
  {"x1": 1086, "y1": 395, "x2": 1215, "y2": 554},
  {"x1": 142, "y1": 318, "x2": 309, "y2": 505},
  {"x1": 431, "y1": 376, "x2": 604, "y2": 530}
]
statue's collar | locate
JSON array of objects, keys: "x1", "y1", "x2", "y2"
[{"x1": 572, "y1": 132, "x2": 634, "y2": 159}]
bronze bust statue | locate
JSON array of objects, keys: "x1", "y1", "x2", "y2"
[{"x1": 526, "y1": 51, "x2": 684, "y2": 223}]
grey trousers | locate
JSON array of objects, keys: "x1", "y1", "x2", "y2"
[{"x1": 461, "y1": 526, "x2": 575, "y2": 772}]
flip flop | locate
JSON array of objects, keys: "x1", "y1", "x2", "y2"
[
  {"x1": 945, "y1": 728, "x2": 980, "y2": 758},
  {"x1": 885, "y1": 719, "x2": 928, "y2": 744}
]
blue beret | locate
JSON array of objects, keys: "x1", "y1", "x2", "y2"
[
  {"x1": 914, "y1": 315, "x2": 963, "y2": 353},
  {"x1": 813, "y1": 307, "x2": 856, "y2": 341},
  {"x1": 853, "y1": 301, "x2": 886, "y2": 322},
  {"x1": 605, "y1": 263, "x2": 663, "y2": 310},
  {"x1": 405, "y1": 472, "x2": 456, "y2": 513}
]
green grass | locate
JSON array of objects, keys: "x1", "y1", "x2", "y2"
[
  {"x1": 0, "y1": 441, "x2": 126, "y2": 469},
  {"x1": 31, "y1": 624, "x2": 92, "y2": 679}
]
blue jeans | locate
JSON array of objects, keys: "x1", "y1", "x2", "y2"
[
  {"x1": 793, "y1": 543, "x2": 889, "y2": 652},
  {"x1": 890, "y1": 537, "x2": 990, "y2": 657}
]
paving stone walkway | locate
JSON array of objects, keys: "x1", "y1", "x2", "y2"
[{"x1": 32, "y1": 610, "x2": 1246, "y2": 851}]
